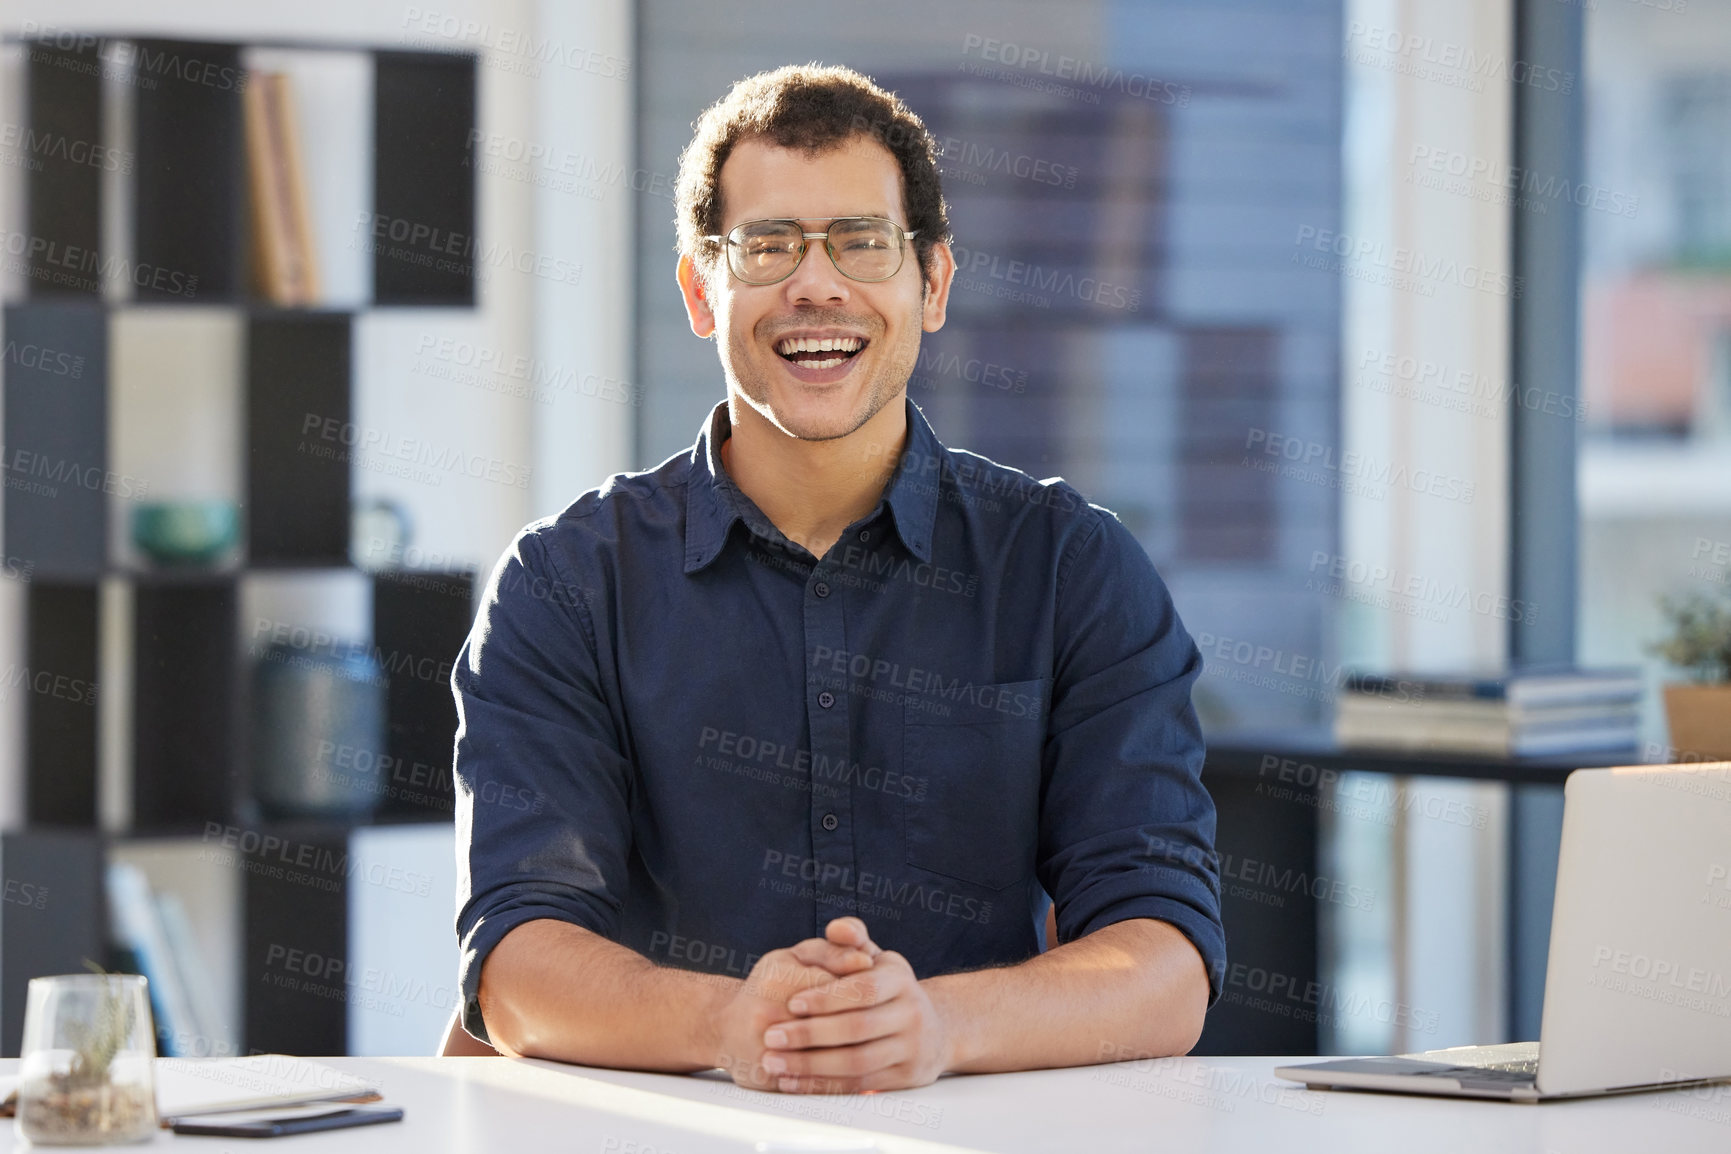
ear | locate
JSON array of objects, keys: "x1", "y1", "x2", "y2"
[
  {"x1": 677, "y1": 253, "x2": 716, "y2": 339},
  {"x1": 920, "y1": 242, "x2": 956, "y2": 333}
]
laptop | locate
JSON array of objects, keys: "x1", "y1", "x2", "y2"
[{"x1": 1276, "y1": 763, "x2": 1731, "y2": 1101}]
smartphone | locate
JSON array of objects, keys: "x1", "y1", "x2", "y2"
[{"x1": 169, "y1": 1104, "x2": 404, "y2": 1138}]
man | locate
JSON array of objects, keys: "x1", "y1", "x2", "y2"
[{"x1": 453, "y1": 64, "x2": 1223, "y2": 1094}]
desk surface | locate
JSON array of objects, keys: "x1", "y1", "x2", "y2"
[{"x1": 7, "y1": 1056, "x2": 1729, "y2": 1153}]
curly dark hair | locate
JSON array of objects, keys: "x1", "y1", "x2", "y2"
[{"x1": 675, "y1": 63, "x2": 951, "y2": 289}]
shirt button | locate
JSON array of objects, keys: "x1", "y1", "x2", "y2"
[
  {"x1": 818, "y1": 690, "x2": 835, "y2": 708},
  {"x1": 821, "y1": 813, "x2": 839, "y2": 832},
  {"x1": 814, "y1": 581, "x2": 831, "y2": 598}
]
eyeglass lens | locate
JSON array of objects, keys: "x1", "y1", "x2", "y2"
[{"x1": 730, "y1": 218, "x2": 905, "y2": 284}]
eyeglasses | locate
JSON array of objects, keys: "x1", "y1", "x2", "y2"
[{"x1": 703, "y1": 216, "x2": 920, "y2": 285}]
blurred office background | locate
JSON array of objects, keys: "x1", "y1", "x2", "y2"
[{"x1": 0, "y1": 0, "x2": 1724, "y2": 1060}]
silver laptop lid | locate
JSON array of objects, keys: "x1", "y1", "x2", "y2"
[{"x1": 1537, "y1": 763, "x2": 1731, "y2": 1096}]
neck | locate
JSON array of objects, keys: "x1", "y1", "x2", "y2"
[{"x1": 719, "y1": 395, "x2": 907, "y2": 559}]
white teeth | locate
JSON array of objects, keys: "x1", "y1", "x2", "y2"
[{"x1": 776, "y1": 336, "x2": 864, "y2": 356}]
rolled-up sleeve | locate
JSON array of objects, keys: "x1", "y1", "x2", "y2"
[
  {"x1": 1037, "y1": 510, "x2": 1225, "y2": 1004},
  {"x1": 451, "y1": 525, "x2": 633, "y2": 1042}
]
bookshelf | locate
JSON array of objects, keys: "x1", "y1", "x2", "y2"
[{"x1": 1, "y1": 31, "x2": 480, "y2": 1058}]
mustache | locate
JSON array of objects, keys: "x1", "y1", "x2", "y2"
[{"x1": 759, "y1": 312, "x2": 880, "y2": 339}]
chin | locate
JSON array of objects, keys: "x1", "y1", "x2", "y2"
[
  {"x1": 756, "y1": 385, "x2": 871, "y2": 442},
  {"x1": 774, "y1": 410, "x2": 867, "y2": 443}
]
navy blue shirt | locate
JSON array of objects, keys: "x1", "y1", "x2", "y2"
[{"x1": 452, "y1": 397, "x2": 1223, "y2": 1043}]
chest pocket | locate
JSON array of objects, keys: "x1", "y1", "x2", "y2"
[{"x1": 902, "y1": 678, "x2": 1047, "y2": 891}]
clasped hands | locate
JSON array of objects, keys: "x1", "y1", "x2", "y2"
[{"x1": 715, "y1": 916, "x2": 950, "y2": 1094}]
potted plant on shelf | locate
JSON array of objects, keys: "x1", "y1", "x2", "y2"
[{"x1": 1649, "y1": 588, "x2": 1731, "y2": 761}]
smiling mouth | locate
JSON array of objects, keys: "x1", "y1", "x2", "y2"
[{"x1": 775, "y1": 336, "x2": 867, "y2": 371}]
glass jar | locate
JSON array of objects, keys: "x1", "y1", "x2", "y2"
[{"x1": 15, "y1": 974, "x2": 158, "y2": 1145}]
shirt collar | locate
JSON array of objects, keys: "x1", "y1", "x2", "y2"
[{"x1": 683, "y1": 396, "x2": 942, "y2": 574}]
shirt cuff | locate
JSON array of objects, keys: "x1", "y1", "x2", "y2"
[{"x1": 457, "y1": 898, "x2": 613, "y2": 1045}]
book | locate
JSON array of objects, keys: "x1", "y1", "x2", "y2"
[
  {"x1": 154, "y1": 891, "x2": 228, "y2": 1057},
  {"x1": 153, "y1": 1055, "x2": 380, "y2": 1121},
  {"x1": 1338, "y1": 696, "x2": 1641, "y2": 726},
  {"x1": 106, "y1": 863, "x2": 198, "y2": 1057},
  {"x1": 0, "y1": 1056, "x2": 380, "y2": 1121},
  {"x1": 1334, "y1": 714, "x2": 1641, "y2": 756},
  {"x1": 243, "y1": 70, "x2": 321, "y2": 304},
  {"x1": 1343, "y1": 668, "x2": 1643, "y2": 709},
  {"x1": 1335, "y1": 668, "x2": 1646, "y2": 756}
]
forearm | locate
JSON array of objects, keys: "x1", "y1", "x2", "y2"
[
  {"x1": 925, "y1": 918, "x2": 1209, "y2": 1074},
  {"x1": 477, "y1": 918, "x2": 735, "y2": 1071}
]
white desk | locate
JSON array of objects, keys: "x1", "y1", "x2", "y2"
[{"x1": 4, "y1": 1056, "x2": 1728, "y2": 1153}]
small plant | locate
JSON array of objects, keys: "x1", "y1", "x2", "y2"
[
  {"x1": 1648, "y1": 590, "x2": 1731, "y2": 684},
  {"x1": 65, "y1": 962, "x2": 138, "y2": 1087},
  {"x1": 16, "y1": 968, "x2": 157, "y2": 1145}
]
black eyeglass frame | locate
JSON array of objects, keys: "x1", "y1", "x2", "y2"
[{"x1": 701, "y1": 216, "x2": 922, "y2": 286}]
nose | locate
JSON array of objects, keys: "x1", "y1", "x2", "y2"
[{"x1": 780, "y1": 234, "x2": 852, "y2": 307}]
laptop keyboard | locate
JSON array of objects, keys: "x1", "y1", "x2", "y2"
[
  {"x1": 1447, "y1": 1064, "x2": 1537, "y2": 1083},
  {"x1": 1473, "y1": 1059, "x2": 1539, "y2": 1075},
  {"x1": 1404, "y1": 1042, "x2": 1540, "y2": 1084}
]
